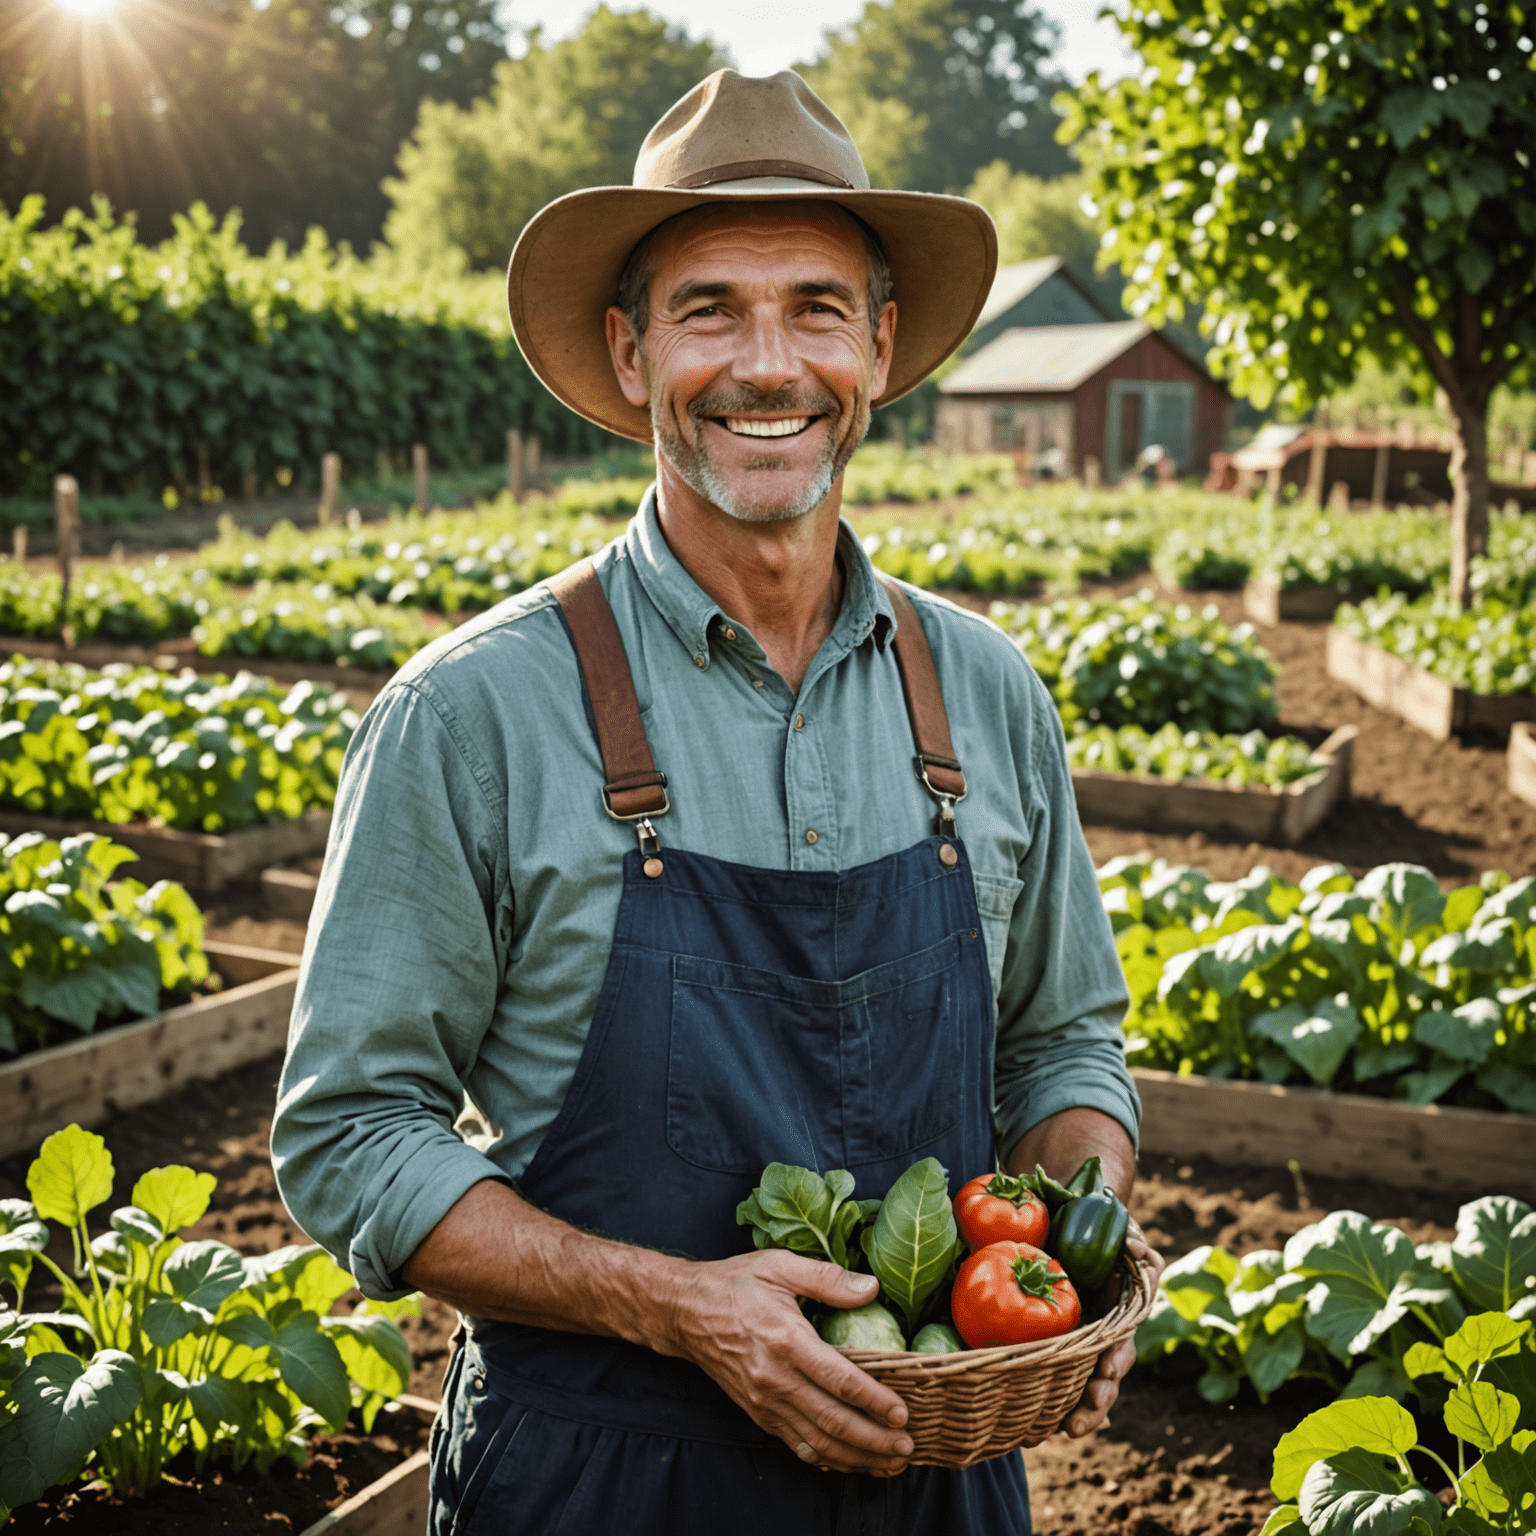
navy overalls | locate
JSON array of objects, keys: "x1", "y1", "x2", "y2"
[{"x1": 428, "y1": 562, "x2": 1032, "y2": 1535}]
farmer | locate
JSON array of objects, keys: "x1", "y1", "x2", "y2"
[{"x1": 272, "y1": 69, "x2": 1160, "y2": 1535}]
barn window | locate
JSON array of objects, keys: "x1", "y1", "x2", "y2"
[{"x1": 1106, "y1": 381, "x2": 1196, "y2": 477}]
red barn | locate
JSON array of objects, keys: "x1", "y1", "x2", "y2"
[{"x1": 935, "y1": 321, "x2": 1231, "y2": 480}]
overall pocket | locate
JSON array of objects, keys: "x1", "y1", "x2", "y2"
[
  {"x1": 972, "y1": 872, "x2": 1025, "y2": 999},
  {"x1": 665, "y1": 934, "x2": 967, "y2": 1175}
]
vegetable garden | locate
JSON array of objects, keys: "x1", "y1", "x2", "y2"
[{"x1": 4, "y1": 447, "x2": 1536, "y2": 1533}]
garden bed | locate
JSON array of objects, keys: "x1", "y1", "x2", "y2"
[
  {"x1": 0, "y1": 938, "x2": 300, "y2": 1159},
  {"x1": 1242, "y1": 578, "x2": 1355, "y2": 627},
  {"x1": 0, "y1": 807, "x2": 331, "y2": 894},
  {"x1": 1507, "y1": 720, "x2": 1536, "y2": 810},
  {"x1": 1325, "y1": 624, "x2": 1536, "y2": 741},
  {"x1": 1071, "y1": 724, "x2": 1354, "y2": 844},
  {"x1": 0, "y1": 633, "x2": 392, "y2": 699},
  {"x1": 1134, "y1": 1067, "x2": 1535, "y2": 1203}
]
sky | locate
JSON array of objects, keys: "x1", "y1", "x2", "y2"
[{"x1": 507, "y1": 0, "x2": 1138, "y2": 84}]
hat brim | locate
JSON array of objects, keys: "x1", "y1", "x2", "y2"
[{"x1": 507, "y1": 184, "x2": 998, "y2": 444}]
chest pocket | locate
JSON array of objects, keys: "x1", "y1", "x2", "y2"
[
  {"x1": 665, "y1": 935, "x2": 971, "y2": 1176},
  {"x1": 972, "y1": 872, "x2": 1025, "y2": 1000}
]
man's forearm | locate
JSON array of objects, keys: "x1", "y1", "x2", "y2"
[
  {"x1": 1003, "y1": 1105, "x2": 1136, "y2": 1200},
  {"x1": 399, "y1": 1177, "x2": 689, "y2": 1355}
]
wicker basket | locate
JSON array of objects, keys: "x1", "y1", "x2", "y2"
[{"x1": 837, "y1": 1254, "x2": 1157, "y2": 1468}]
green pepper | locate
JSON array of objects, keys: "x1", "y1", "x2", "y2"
[
  {"x1": 1065, "y1": 1155, "x2": 1106, "y2": 1198},
  {"x1": 1048, "y1": 1189, "x2": 1129, "y2": 1291},
  {"x1": 1018, "y1": 1163, "x2": 1078, "y2": 1212}
]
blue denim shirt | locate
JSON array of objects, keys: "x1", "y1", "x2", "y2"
[{"x1": 271, "y1": 490, "x2": 1135, "y2": 1297}]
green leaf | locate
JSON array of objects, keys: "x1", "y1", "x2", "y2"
[
  {"x1": 1474, "y1": 1065, "x2": 1536, "y2": 1117},
  {"x1": 1458, "y1": 1428, "x2": 1536, "y2": 1524},
  {"x1": 272, "y1": 1314, "x2": 350, "y2": 1431},
  {"x1": 26, "y1": 1125, "x2": 114, "y2": 1227},
  {"x1": 1413, "y1": 1000, "x2": 1500, "y2": 1066},
  {"x1": 142, "y1": 1297, "x2": 206, "y2": 1348},
  {"x1": 1272, "y1": 1398, "x2": 1419, "y2": 1500},
  {"x1": 1250, "y1": 996, "x2": 1361, "y2": 1086},
  {"x1": 1197, "y1": 920, "x2": 1303, "y2": 994},
  {"x1": 1358, "y1": 865, "x2": 1445, "y2": 947},
  {"x1": 1244, "y1": 1322, "x2": 1306, "y2": 1397},
  {"x1": 1341, "y1": 1359, "x2": 1411, "y2": 1402},
  {"x1": 1298, "y1": 1446, "x2": 1444, "y2": 1536},
  {"x1": 131, "y1": 1166, "x2": 216, "y2": 1234},
  {"x1": 1444, "y1": 1314, "x2": 1531, "y2": 1375},
  {"x1": 323, "y1": 1313, "x2": 410, "y2": 1398},
  {"x1": 1404, "y1": 1342, "x2": 1457, "y2": 1383},
  {"x1": 1258, "y1": 1504, "x2": 1304, "y2": 1536},
  {"x1": 280, "y1": 1248, "x2": 358, "y2": 1317},
  {"x1": 1452, "y1": 1199, "x2": 1536, "y2": 1314},
  {"x1": 0, "y1": 1349, "x2": 142, "y2": 1509},
  {"x1": 110, "y1": 1205, "x2": 165, "y2": 1250},
  {"x1": 162, "y1": 1240, "x2": 247, "y2": 1314},
  {"x1": 0, "y1": 1199, "x2": 49, "y2": 1300},
  {"x1": 862, "y1": 1158, "x2": 958, "y2": 1336},
  {"x1": 1444, "y1": 1381, "x2": 1520, "y2": 1452},
  {"x1": 737, "y1": 1164, "x2": 861, "y2": 1266},
  {"x1": 1284, "y1": 1213, "x2": 1422, "y2": 1359}
]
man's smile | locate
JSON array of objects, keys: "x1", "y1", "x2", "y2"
[{"x1": 714, "y1": 415, "x2": 822, "y2": 440}]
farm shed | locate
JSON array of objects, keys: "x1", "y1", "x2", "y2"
[
  {"x1": 963, "y1": 256, "x2": 1118, "y2": 355},
  {"x1": 935, "y1": 320, "x2": 1231, "y2": 479}
]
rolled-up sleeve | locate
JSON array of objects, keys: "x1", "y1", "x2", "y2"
[
  {"x1": 992, "y1": 669, "x2": 1138, "y2": 1161},
  {"x1": 271, "y1": 679, "x2": 512, "y2": 1298}
]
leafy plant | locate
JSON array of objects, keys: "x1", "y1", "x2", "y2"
[
  {"x1": 735, "y1": 1164, "x2": 881, "y2": 1271},
  {"x1": 860, "y1": 1158, "x2": 965, "y2": 1338},
  {"x1": 1068, "y1": 722, "x2": 1319, "y2": 788},
  {"x1": 0, "y1": 831, "x2": 208, "y2": 1058},
  {"x1": 1101, "y1": 857, "x2": 1536, "y2": 1114},
  {"x1": 1339, "y1": 592, "x2": 1536, "y2": 696},
  {"x1": 0, "y1": 1125, "x2": 415, "y2": 1523},
  {"x1": 0, "y1": 656, "x2": 357, "y2": 831}
]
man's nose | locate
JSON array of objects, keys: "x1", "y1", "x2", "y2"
[{"x1": 728, "y1": 307, "x2": 801, "y2": 396}]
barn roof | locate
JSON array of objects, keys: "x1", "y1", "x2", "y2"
[
  {"x1": 974, "y1": 258, "x2": 1118, "y2": 329},
  {"x1": 941, "y1": 321, "x2": 1154, "y2": 394}
]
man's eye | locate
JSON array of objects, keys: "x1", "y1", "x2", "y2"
[{"x1": 686, "y1": 305, "x2": 720, "y2": 319}]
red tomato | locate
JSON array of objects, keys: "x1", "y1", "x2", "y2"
[
  {"x1": 951, "y1": 1241, "x2": 1081, "y2": 1349},
  {"x1": 953, "y1": 1173, "x2": 1050, "y2": 1251}
]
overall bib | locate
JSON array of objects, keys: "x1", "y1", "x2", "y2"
[{"x1": 428, "y1": 562, "x2": 1032, "y2": 1536}]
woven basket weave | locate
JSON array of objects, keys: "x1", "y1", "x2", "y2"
[{"x1": 837, "y1": 1254, "x2": 1157, "y2": 1468}]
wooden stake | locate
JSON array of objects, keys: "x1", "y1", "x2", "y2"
[
  {"x1": 1328, "y1": 479, "x2": 1350, "y2": 513},
  {"x1": 10, "y1": 526, "x2": 26, "y2": 562},
  {"x1": 318, "y1": 452, "x2": 340, "y2": 525},
  {"x1": 241, "y1": 463, "x2": 257, "y2": 500},
  {"x1": 1083, "y1": 455, "x2": 1101, "y2": 490},
  {"x1": 54, "y1": 474, "x2": 80, "y2": 647},
  {"x1": 412, "y1": 443, "x2": 430, "y2": 514},
  {"x1": 1370, "y1": 443, "x2": 1390, "y2": 509},
  {"x1": 377, "y1": 448, "x2": 392, "y2": 485},
  {"x1": 1304, "y1": 430, "x2": 1329, "y2": 506},
  {"x1": 526, "y1": 436, "x2": 541, "y2": 487},
  {"x1": 507, "y1": 429, "x2": 524, "y2": 501}
]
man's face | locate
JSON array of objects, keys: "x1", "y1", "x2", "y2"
[{"x1": 607, "y1": 203, "x2": 896, "y2": 525}]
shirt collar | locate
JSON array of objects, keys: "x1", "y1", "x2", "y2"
[{"x1": 622, "y1": 485, "x2": 896, "y2": 670}]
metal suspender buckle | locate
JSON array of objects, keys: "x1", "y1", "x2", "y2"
[
  {"x1": 602, "y1": 772, "x2": 671, "y2": 853},
  {"x1": 915, "y1": 754, "x2": 967, "y2": 837}
]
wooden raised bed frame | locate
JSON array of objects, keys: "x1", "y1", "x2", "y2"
[
  {"x1": 1327, "y1": 625, "x2": 1536, "y2": 741},
  {"x1": 0, "y1": 809, "x2": 331, "y2": 896},
  {"x1": 1243, "y1": 578, "x2": 1355, "y2": 627},
  {"x1": 1071, "y1": 724, "x2": 1355, "y2": 845},
  {"x1": 0, "y1": 940, "x2": 300, "y2": 1160},
  {"x1": 299, "y1": 1396, "x2": 438, "y2": 1536},
  {"x1": 1508, "y1": 721, "x2": 1536, "y2": 810},
  {"x1": 1135, "y1": 1068, "x2": 1536, "y2": 1202}
]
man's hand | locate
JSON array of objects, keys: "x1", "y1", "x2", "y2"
[
  {"x1": 666, "y1": 1250, "x2": 915, "y2": 1476},
  {"x1": 1063, "y1": 1215, "x2": 1164, "y2": 1438}
]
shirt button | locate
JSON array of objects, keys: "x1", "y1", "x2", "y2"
[
  {"x1": 805, "y1": 829, "x2": 818, "y2": 845},
  {"x1": 723, "y1": 627, "x2": 737, "y2": 641},
  {"x1": 693, "y1": 654, "x2": 706, "y2": 668},
  {"x1": 794, "y1": 713, "x2": 805, "y2": 730},
  {"x1": 752, "y1": 678, "x2": 765, "y2": 689}
]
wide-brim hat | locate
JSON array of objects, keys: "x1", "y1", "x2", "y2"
[{"x1": 507, "y1": 69, "x2": 998, "y2": 444}]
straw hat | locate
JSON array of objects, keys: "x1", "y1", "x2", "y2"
[{"x1": 507, "y1": 69, "x2": 998, "y2": 444}]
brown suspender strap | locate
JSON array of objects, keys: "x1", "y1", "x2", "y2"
[
  {"x1": 875, "y1": 574, "x2": 969, "y2": 815},
  {"x1": 547, "y1": 558, "x2": 670, "y2": 822}
]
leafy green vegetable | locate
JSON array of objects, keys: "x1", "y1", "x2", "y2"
[
  {"x1": 0, "y1": 1124, "x2": 416, "y2": 1520},
  {"x1": 911, "y1": 1323, "x2": 965, "y2": 1355},
  {"x1": 1338, "y1": 592, "x2": 1536, "y2": 696},
  {"x1": 861, "y1": 1158, "x2": 962, "y2": 1337},
  {"x1": 734, "y1": 1164, "x2": 879, "y2": 1271},
  {"x1": 818, "y1": 1303, "x2": 907, "y2": 1352}
]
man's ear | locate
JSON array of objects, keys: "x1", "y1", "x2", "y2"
[
  {"x1": 869, "y1": 300, "x2": 897, "y2": 401},
  {"x1": 605, "y1": 307, "x2": 651, "y2": 409}
]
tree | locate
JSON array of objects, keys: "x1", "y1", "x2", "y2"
[
  {"x1": 798, "y1": 0, "x2": 1074, "y2": 193},
  {"x1": 1064, "y1": 0, "x2": 1536, "y2": 607},
  {"x1": 382, "y1": 6, "x2": 725, "y2": 272},
  {"x1": 0, "y1": 0, "x2": 505, "y2": 251}
]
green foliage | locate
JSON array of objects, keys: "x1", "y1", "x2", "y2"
[
  {"x1": 994, "y1": 591, "x2": 1279, "y2": 733},
  {"x1": 0, "y1": 1126, "x2": 415, "y2": 1520},
  {"x1": 1100, "y1": 856, "x2": 1536, "y2": 1113},
  {"x1": 1140, "y1": 1195, "x2": 1536, "y2": 1418},
  {"x1": 1067, "y1": 723, "x2": 1319, "y2": 787},
  {"x1": 0, "y1": 656, "x2": 356, "y2": 832},
  {"x1": 382, "y1": 5, "x2": 726, "y2": 272},
  {"x1": 0, "y1": 198, "x2": 613, "y2": 501},
  {"x1": 1063, "y1": 0, "x2": 1536, "y2": 419},
  {"x1": 735, "y1": 1165, "x2": 881, "y2": 1271},
  {"x1": 0, "y1": 831, "x2": 208, "y2": 1059},
  {"x1": 1337, "y1": 592, "x2": 1536, "y2": 694},
  {"x1": 963, "y1": 163, "x2": 1102, "y2": 269},
  {"x1": 799, "y1": 0, "x2": 1073, "y2": 192},
  {"x1": 861, "y1": 1159, "x2": 963, "y2": 1337}
]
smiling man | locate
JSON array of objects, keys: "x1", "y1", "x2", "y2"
[{"x1": 271, "y1": 70, "x2": 1157, "y2": 1536}]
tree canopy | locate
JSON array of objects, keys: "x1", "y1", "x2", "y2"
[
  {"x1": 1065, "y1": 0, "x2": 1536, "y2": 603},
  {"x1": 0, "y1": 0, "x2": 505, "y2": 251},
  {"x1": 382, "y1": 7, "x2": 725, "y2": 272},
  {"x1": 799, "y1": 0, "x2": 1074, "y2": 191}
]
